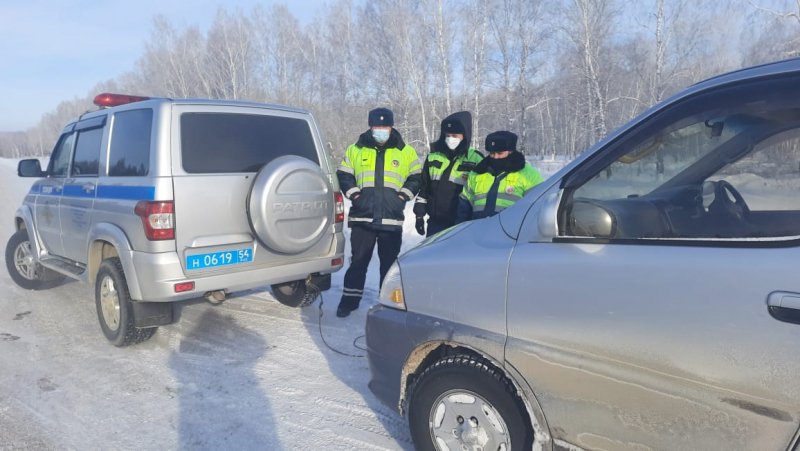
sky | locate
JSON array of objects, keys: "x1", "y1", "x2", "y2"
[{"x1": 0, "y1": 0, "x2": 320, "y2": 133}]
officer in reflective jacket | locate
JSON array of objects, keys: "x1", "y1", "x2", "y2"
[
  {"x1": 413, "y1": 111, "x2": 484, "y2": 236},
  {"x1": 336, "y1": 108, "x2": 422, "y2": 317},
  {"x1": 456, "y1": 131, "x2": 544, "y2": 222}
]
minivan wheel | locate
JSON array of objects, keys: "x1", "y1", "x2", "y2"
[
  {"x1": 270, "y1": 279, "x2": 317, "y2": 308},
  {"x1": 409, "y1": 355, "x2": 533, "y2": 451},
  {"x1": 95, "y1": 258, "x2": 156, "y2": 347},
  {"x1": 5, "y1": 229, "x2": 63, "y2": 290}
]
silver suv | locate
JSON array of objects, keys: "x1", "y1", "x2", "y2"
[
  {"x1": 367, "y1": 59, "x2": 800, "y2": 450},
  {"x1": 6, "y1": 93, "x2": 344, "y2": 346}
]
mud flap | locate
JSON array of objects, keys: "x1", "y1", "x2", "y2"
[{"x1": 132, "y1": 301, "x2": 174, "y2": 328}]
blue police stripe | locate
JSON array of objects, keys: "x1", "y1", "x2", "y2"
[
  {"x1": 39, "y1": 184, "x2": 156, "y2": 200},
  {"x1": 63, "y1": 184, "x2": 95, "y2": 198},
  {"x1": 97, "y1": 185, "x2": 156, "y2": 200}
]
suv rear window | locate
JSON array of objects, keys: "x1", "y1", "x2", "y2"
[{"x1": 180, "y1": 113, "x2": 319, "y2": 173}]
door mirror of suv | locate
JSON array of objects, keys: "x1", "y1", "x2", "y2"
[{"x1": 17, "y1": 159, "x2": 44, "y2": 177}]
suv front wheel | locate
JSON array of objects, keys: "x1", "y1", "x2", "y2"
[
  {"x1": 95, "y1": 257, "x2": 156, "y2": 346},
  {"x1": 5, "y1": 229, "x2": 63, "y2": 290}
]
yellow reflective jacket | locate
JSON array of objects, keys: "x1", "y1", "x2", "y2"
[
  {"x1": 458, "y1": 151, "x2": 544, "y2": 221},
  {"x1": 337, "y1": 129, "x2": 422, "y2": 231}
]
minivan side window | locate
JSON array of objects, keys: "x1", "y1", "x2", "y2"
[
  {"x1": 180, "y1": 113, "x2": 319, "y2": 173},
  {"x1": 560, "y1": 76, "x2": 800, "y2": 242},
  {"x1": 48, "y1": 132, "x2": 75, "y2": 177},
  {"x1": 108, "y1": 109, "x2": 152, "y2": 177},
  {"x1": 71, "y1": 127, "x2": 103, "y2": 177}
]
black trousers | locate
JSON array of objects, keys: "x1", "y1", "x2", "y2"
[{"x1": 339, "y1": 225, "x2": 402, "y2": 310}]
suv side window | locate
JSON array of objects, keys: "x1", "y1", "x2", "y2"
[
  {"x1": 71, "y1": 127, "x2": 103, "y2": 177},
  {"x1": 109, "y1": 109, "x2": 152, "y2": 177},
  {"x1": 48, "y1": 132, "x2": 75, "y2": 177},
  {"x1": 560, "y1": 76, "x2": 800, "y2": 242},
  {"x1": 180, "y1": 113, "x2": 319, "y2": 173}
]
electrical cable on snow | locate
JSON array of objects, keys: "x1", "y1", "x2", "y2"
[{"x1": 306, "y1": 283, "x2": 365, "y2": 358}]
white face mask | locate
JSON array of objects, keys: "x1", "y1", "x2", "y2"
[
  {"x1": 445, "y1": 137, "x2": 462, "y2": 150},
  {"x1": 372, "y1": 128, "x2": 391, "y2": 143}
]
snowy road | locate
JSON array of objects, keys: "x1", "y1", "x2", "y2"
[{"x1": 0, "y1": 158, "x2": 419, "y2": 450}]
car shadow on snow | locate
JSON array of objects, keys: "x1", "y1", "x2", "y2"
[{"x1": 168, "y1": 304, "x2": 277, "y2": 449}]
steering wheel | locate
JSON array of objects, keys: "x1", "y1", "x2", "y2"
[{"x1": 709, "y1": 179, "x2": 750, "y2": 220}]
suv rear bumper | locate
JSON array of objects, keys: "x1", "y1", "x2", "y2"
[{"x1": 128, "y1": 249, "x2": 344, "y2": 302}]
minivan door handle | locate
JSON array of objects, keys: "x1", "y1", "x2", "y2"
[{"x1": 767, "y1": 291, "x2": 800, "y2": 325}]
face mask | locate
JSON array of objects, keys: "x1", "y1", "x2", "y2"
[
  {"x1": 372, "y1": 129, "x2": 390, "y2": 143},
  {"x1": 445, "y1": 137, "x2": 462, "y2": 150}
]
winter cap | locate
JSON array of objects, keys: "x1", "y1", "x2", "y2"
[
  {"x1": 485, "y1": 131, "x2": 517, "y2": 153},
  {"x1": 368, "y1": 108, "x2": 394, "y2": 127},
  {"x1": 442, "y1": 117, "x2": 466, "y2": 135}
]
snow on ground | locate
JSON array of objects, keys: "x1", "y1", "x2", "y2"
[
  {"x1": 0, "y1": 157, "x2": 563, "y2": 450},
  {"x1": 0, "y1": 157, "x2": 420, "y2": 450}
]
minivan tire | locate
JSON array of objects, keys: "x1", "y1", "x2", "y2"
[
  {"x1": 408, "y1": 355, "x2": 533, "y2": 451},
  {"x1": 270, "y1": 279, "x2": 316, "y2": 308},
  {"x1": 5, "y1": 229, "x2": 63, "y2": 290},
  {"x1": 95, "y1": 257, "x2": 156, "y2": 347}
]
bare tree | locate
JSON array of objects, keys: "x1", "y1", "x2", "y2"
[
  {"x1": 562, "y1": 0, "x2": 616, "y2": 141},
  {"x1": 460, "y1": 0, "x2": 490, "y2": 148},
  {"x1": 205, "y1": 9, "x2": 256, "y2": 100}
]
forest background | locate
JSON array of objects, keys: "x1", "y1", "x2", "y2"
[{"x1": 2, "y1": 0, "x2": 799, "y2": 163}]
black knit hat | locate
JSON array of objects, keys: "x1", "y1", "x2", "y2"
[
  {"x1": 368, "y1": 108, "x2": 394, "y2": 127},
  {"x1": 485, "y1": 131, "x2": 517, "y2": 153},
  {"x1": 442, "y1": 117, "x2": 466, "y2": 135}
]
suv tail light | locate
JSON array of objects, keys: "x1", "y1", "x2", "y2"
[
  {"x1": 135, "y1": 201, "x2": 175, "y2": 240},
  {"x1": 334, "y1": 192, "x2": 344, "y2": 223}
]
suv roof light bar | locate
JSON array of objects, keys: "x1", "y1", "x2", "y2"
[{"x1": 93, "y1": 93, "x2": 150, "y2": 108}]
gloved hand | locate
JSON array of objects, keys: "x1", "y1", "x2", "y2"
[{"x1": 415, "y1": 216, "x2": 425, "y2": 236}]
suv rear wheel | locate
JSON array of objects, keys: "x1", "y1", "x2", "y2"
[
  {"x1": 5, "y1": 229, "x2": 63, "y2": 290},
  {"x1": 270, "y1": 279, "x2": 316, "y2": 307},
  {"x1": 408, "y1": 355, "x2": 533, "y2": 451},
  {"x1": 95, "y1": 257, "x2": 156, "y2": 346}
]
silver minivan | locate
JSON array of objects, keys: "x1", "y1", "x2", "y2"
[
  {"x1": 6, "y1": 94, "x2": 344, "y2": 346},
  {"x1": 367, "y1": 59, "x2": 800, "y2": 450}
]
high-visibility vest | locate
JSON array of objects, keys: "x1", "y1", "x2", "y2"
[
  {"x1": 461, "y1": 164, "x2": 544, "y2": 218},
  {"x1": 338, "y1": 138, "x2": 422, "y2": 229}
]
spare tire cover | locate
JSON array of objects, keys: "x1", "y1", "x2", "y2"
[{"x1": 247, "y1": 155, "x2": 333, "y2": 254}]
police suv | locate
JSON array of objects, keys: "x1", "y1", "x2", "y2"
[{"x1": 5, "y1": 93, "x2": 344, "y2": 346}]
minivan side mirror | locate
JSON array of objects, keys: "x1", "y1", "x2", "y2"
[
  {"x1": 519, "y1": 186, "x2": 562, "y2": 243},
  {"x1": 18, "y1": 159, "x2": 45, "y2": 177}
]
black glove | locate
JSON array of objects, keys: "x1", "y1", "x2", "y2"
[
  {"x1": 415, "y1": 216, "x2": 425, "y2": 236},
  {"x1": 413, "y1": 202, "x2": 427, "y2": 217}
]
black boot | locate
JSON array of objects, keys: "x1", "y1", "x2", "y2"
[{"x1": 336, "y1": 298, "x2": 359, "y2": 318}]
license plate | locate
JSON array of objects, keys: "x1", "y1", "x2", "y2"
[{"x1": 186, "y1": 248, "x2": 253, "y2": 270}]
